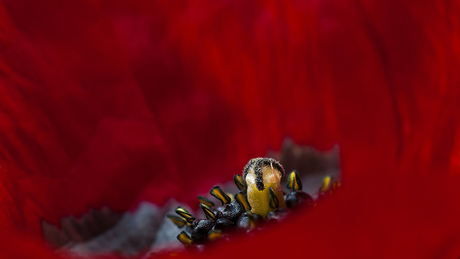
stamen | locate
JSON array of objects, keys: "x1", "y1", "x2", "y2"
[
  {"x1": 166, "y1": 215, "x2": 187, "y2": 228},
  {"x1": 208, "y1": 230, "x2": 222, "y2": 241},
  {"x1": 199, "y1": 203, "x2": 216, "y2": 221},
  {"x1": 247, "y1": 215, "x2": 256, "y2": 229},
  {"x1": 233, "y1": 174, "x2": 246, "y2": 192},
  {"x1": 175, "y1": 206, "x2": 196, "y2": 223},
  {"x1": 286, "y1": 170, "x2": 302, "y2": 191},
  {"x1": 210, "y1": 186, "x2": 232, "y2": 205},
  {"x1": 227, "y1": 192, "x2": 235, "y2": 202},
  {"x1": 320, "y1": 175, "x2": 332, "y2": 193},
  {"x1": 177, "y1": 231, "x2": 192, "y2": 247},
  {"x1": 235, "y1": 192, "x2": 251, "y2": 211},
  {"x1": 197, "y1": 195, "x2": 214, "y2": 207}
]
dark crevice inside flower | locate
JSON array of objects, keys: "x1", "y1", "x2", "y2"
[{"x1": 44, "y1": 139, "x2": 340, "y2": 257}]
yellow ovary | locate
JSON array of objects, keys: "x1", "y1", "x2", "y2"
[{"x1": 246, "y1": 164, "x2": 286, "y2": 217}]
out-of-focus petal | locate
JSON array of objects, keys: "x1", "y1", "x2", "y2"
[
  {"x1": 0, "y1": 232, "x2": 62, "y2": 259},
  {"x1": 0, "y1": 0, "x2": 181, "y2": 231}
]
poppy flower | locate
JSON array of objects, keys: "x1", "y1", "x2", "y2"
[{"x1": 1, "y1": 0, "x2": 460, "y2": 258}]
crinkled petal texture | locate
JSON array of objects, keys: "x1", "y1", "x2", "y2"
[{"x1": 0, "y1": 0, "x2": 460, "y2": 258}]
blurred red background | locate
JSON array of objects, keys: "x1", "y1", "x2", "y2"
[{"x1": 0, "y1": 0, "x2": 460, "y2": 258}]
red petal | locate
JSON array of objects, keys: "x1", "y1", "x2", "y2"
[
  {"x1": 0, "y1": 232, "x2": 61, "y2": 259},
  {"x1": 1, "y1": 0, "x2": 460, "y2": 258}
]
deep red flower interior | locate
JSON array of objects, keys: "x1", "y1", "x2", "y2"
[{"x1": 1, "y1": 0, "x2": 460, "y2": 258}]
